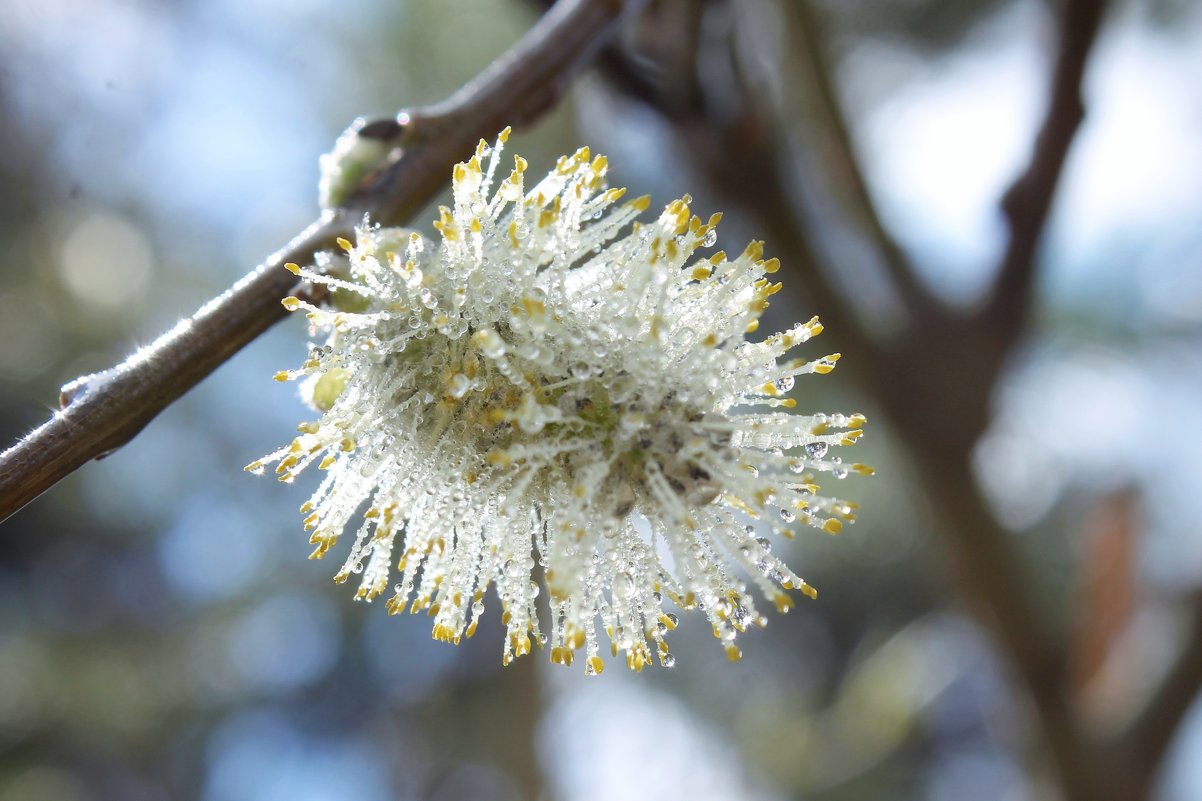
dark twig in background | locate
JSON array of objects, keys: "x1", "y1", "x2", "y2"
[
  {"x1": 1117, "y1": 590, "x2": 1202, "y2": 798},
  {"x1": 0, "y1": 0, "x2": 645, "y2": 523},
  {"x1": 553, "y1": 0, "x2": 1202, "y2": 799},
  {"x1": 986, "y1": 0, "x2": 1108, "y2": 350}
]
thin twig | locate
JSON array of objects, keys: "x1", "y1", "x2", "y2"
[
  {"x1": 984, "y1": 0, "x2": 1107, "y2": 345},
  {"x1": 573, "y1": 0, "x2": 883, "y2": 365},
  {"x1": 583, "y1": 1, "x2": 1117, "y2": 799},
  {"x1": 0, "y1": 0, "x2": 646, "y2": 524},
  {"x1": 783, "y1": 0, "x2": 939, "y2": 319},
  {"x1": 1115, "y1": 591, "x2": 1202, "y2": 796}
]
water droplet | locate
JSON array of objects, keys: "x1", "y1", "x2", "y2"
[
  {"x1": 662, "y1": 652, "x2": 677, "y2": 668},
  {"x1": 774, "y1": 375, "x2": 794, "y2": 393},
  {"x1": 617, "y1": 571, "x2": 637, "y2": 599},
  {"x1": 804, "y1": 442, "x2": 828, "y2": 459},
  {"x1": 449, "y1": 373, "x2": 471, "y2": 398}
]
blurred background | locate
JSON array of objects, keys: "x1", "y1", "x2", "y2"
[{"x1": 1, "y1": 0, "x2": 1201, "y2": 799}]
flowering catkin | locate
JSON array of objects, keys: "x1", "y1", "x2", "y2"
[{"x1": 248, "y1": 130, "x2": 870, "y2": 673}]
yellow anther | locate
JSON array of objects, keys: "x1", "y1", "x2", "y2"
[
  {"x1": 586, "y1": 655, "x2": 605, "y2": 675},
  {"x1": 823, "y1": 518, "x2": 843, "y2": 535},
  {"x1": 761, "y1": 257, "x2": 780, "y2": 274},
  {"x1": 281, "y1": 296, "x2": 301, "y2": 311},
  {"x1": 273, "y1": 370, "x2": 290, "y2": 382},
  {"x1": 725, "y1": 644, "x2": 743, "y2": 662},
  {"x1": 283, "y1": 262, "x2": 301, "y2": 275},
  {"x1": 813, "y1": 353, "x2": 842, "y2": 374},
  {"x1": 800, "y1": 582, "x2": 818, "y2": 600},
  {"x1": 852, "y1": 463, "x2": 876, "y2": 476},
  {"x1": 336, "y1": 237, "x2": 353, "y2": 253}
]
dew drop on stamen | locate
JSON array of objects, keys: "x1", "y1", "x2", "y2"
[{"x1": 804, "y1": 442, "x2": 828, "y2": 459}]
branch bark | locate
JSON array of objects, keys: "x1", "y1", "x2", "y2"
[
  {"x1": 0, "y1": 0, "x2": 646, "y2": 524},
  {"x1": 579, "y1": 1, "x2": 1116, "y2": 799},
  {"x1": 783, "y1": 0, "x2": 939, "y2": 320},
  {"x1": 1115, "y1": 591, "x2": 1202, "y2": 797},
  {"x1": 984, "y1": 0, "x2": 1108, "y2": 347}
]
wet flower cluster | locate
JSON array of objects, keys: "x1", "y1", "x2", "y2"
[{"x1": 249, "y1": 130, "x2": 869, "y2": 673}]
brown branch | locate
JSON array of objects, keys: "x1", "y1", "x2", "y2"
[
  {"x1": 0, "y1": 0, "x2": 646, "y2": 524},
  {"x1": 783, "y1": 0, "x2": 939, "y2": 320},
  {"x1": 571, "y1": 0, "x2": 884, "y2": 366},
  {"x1": 582, "y1": 3, "x2": 1116, "y2": 799},
  {"x1": 1114, "y1": 591, "x2": 1202, "y2": 797},
  {"x1": 984, "y1": 0, "x2": 1108, "y2": 345}
]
